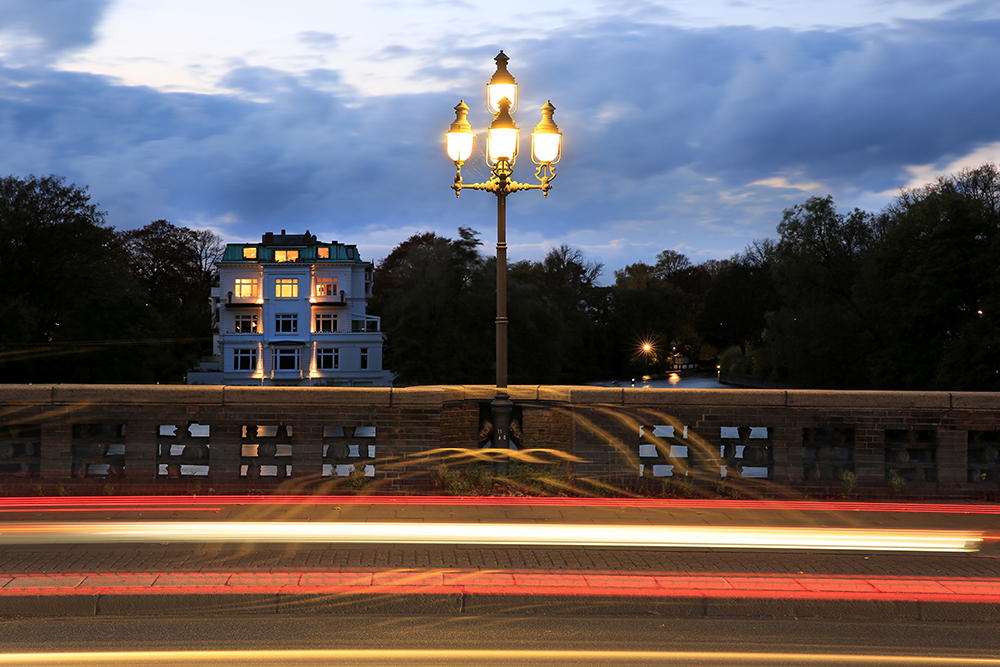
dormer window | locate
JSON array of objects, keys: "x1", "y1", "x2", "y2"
[
  {"x1": 274, "y1": 250, "x2": 298, "y2": 262},
  {"x1": 243, "y1": 247, "x2": 257, "y2": 259},
  {"x1": 317, "y1": 247, "x2": 330, "y2": 259}
]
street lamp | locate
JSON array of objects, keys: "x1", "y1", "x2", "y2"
[{"x1": 445, "y1": 50, "x2": 562, "y2": 453}]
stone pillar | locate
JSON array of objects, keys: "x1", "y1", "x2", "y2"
[{"x1": 937, "y1": 427, "x2": 967, "y2": 486}]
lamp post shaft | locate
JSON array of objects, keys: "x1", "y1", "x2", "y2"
[
  {"x1": 496, "y1": 187, "x2": 508, "y2": 393},
  {"x1": 492, "y1": 180, "x2": 512, "y2": 455}
]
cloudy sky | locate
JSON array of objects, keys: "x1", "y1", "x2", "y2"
[{"x1": 2, "y1": 0, "x2": 999, "y2": 280}]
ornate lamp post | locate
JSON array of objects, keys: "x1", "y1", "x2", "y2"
[{"x1": 445, "y1": 51, "x2": 562, "y2": 452}]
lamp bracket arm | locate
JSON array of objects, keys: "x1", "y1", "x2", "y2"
[
  {"x1": 451, "y1": 161, "x2": 502, "y2": 196},
  {"x1": 452, "y1": 180, "x2": 501, "y2": 195}
]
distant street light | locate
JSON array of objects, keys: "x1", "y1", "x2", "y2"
[
  {"x1": 641, "y1": 342, "x2": 654, "y2": 378},
  {"x1": 445, "y1": 51, "x2": 562, "y2": 451}
]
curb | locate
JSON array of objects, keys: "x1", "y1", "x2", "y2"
[{"x1": 2, "y1": 592, "x2": 1000, "y2": 622}]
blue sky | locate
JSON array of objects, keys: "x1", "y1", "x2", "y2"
[{"x1": 2, "y1": 0, "x2": 999, "y2": 281}]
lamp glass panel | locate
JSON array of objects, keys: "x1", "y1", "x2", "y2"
[
  {"x1": 446, "y1": 131, "x2": 475, "y2": 162},
  {"x1": 487, "y1": 84, "x2": 517, "y2": 116},
  {"x1": 487, "y1": 127, "x2": 519, "y2": 162},
  {"x1": 532, "y1": 132, "x2": 561, "y2": 164}
]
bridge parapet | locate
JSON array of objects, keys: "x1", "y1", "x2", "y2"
[{"x1": 0, "y1": 385, "x2": 997, "y2": 498}]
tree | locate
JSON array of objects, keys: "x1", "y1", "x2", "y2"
[
  {"x1": 120, "y1": 220, "x2": 202, "y2": 309},
  {"x1": 762, "y1": 196, "x2": 884, "y2": 387},
  {"x1": 371, "y1": 233, "x2": 613, "y2": 385},
  {"x1": 370, "y1": 228, "x2": 490, "y2": 385},
  {"x1": 0, "y1": 174, "x2": 147, "y2": 382},
  {"x1": 505, "y1": 245, "x2": 610, "y2": 383},
  {"x1": 700, "y1": 244, "x2": 780, "y2": 354},
  {"x1": 865, "y1": 164, "x2": 1000, "y2": 390},
  {"x1": 119, "y1": 220, "x2": 218, "y2": 382},
  {"x1": 608, "y1": 261, "x2": 690, "y2": 375}
]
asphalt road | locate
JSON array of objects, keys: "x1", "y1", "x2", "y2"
[{"x1": 1, "y1": 616, "x2": 998, "y2": 665}]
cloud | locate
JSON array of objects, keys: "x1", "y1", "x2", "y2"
[
  {"x1": 368, "y1": 45, "x2": 415, "y2": 61},
  {"x1": 898, "y1": 140, "x2": 1000, "y2": 191},
  {"x1": 297, "y1": 31, "x2": 339, "y2": 49},
  {"x1": 749, "y1": 176, "x2": 825, "y2": 192},
  {"x1": 0, "y1": 0, "x2": 111, "y2": 61},
  {"x1": 0, "y1": 13, "x2": 999, "y2": 277}
]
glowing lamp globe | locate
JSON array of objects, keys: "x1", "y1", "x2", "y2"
[
  {"x1": 445, "y1": 100, "x2": 475, "y2": 163},
  {"x1": 531, "y1": 101, "x2": 562, "y2": 164},
  {"x1": 487, "y1": 98, "x2": 519, "y2": 164},
  {"x1": 487, "y1": 51, "x2": 518, "y2": 115}
]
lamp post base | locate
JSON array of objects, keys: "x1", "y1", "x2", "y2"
[{"x1": 490, "y1": 391, "x2": 513, "y2": 471}]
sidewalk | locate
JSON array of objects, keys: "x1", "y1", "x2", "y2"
[{"x1": 1, "y1": 496, "x2": 999, "y2": 621}]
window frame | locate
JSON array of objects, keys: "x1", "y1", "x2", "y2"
[
  {"x1": 316, "y1": 347, "x2": 339, "y2": 370},
  {"x1": 234, "y1": 314, "x2": 258, "y2": 333},
  {"x1": 315, "y1": 312, "x2": 337, "y2": 333},
  {"x1": 315, "y1": 277, "x2": 336, "y2": 297},
  {"x1": 275, "y1": 278, "x2": 298, "y2": 298},
  {"x1": 234, "y1": 278, "x2": 258, "y2": 298},
  {"x1": 233, "y1": 348, "x2": 257, "y2": 371},
  {"x1": 275, "y1": 314, "x2": 298, "y2": 334},
  {"x1": 274, "y1": 347, "x2": 300, "y2": 371}
]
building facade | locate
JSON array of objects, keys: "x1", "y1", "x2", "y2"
[{"x1": 196, "y1": 230, "x2": 390, "y2": 386}]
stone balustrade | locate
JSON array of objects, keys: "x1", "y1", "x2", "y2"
[{"x1": 1, "y1": 384, "x2": 999, "y2": 498}]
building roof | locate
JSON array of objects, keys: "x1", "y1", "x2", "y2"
[{"x1": 218, "y1": 230, "x2": 366, "y2": 264}]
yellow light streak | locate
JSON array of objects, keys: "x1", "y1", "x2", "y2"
[
  {"x1": 0, "y1": 522, "x2": 982, "y2": 552},
  {"x1": 0, "y1": 650, "x2": 998, "y2": 666}
]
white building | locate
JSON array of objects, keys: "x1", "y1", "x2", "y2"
[{"x1": 191, "y1": 230, "x2": 390, "y2": 386}]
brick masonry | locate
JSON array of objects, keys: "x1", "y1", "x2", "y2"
[{"x1": 2, "y1": 385, "x2": 1000, "y2": 498}]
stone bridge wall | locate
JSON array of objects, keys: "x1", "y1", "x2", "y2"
[{"x1": 1, "y1": 385, "x2": 999, "y2": 498}]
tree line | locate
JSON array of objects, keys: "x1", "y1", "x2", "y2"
[
  {"x1": 5, "y1": 162, "x2": 997, "y2": 389},
  {"x1": 371, "y1": 163, "x2": 1000, "y2": 391},
  {"x1": 0, "y1": 174, "x2": 222, "y2": 383}
]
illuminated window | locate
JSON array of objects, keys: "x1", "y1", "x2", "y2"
[
  {"x1": 315, "y1": 313, "x2": 337, "y2": 332},
  {"x1": 317, "y1": 247, "x2": 330, "y2": 259},
  {"x1": 235, "y1": 278, "x2": 258, "y2": 298},
  {"x1": 234, "y1": 348, "x2": 257, "y2": 371},
  {"x1": 274, "y1": 250, "x2": 299, "y2": 262},
  {"x1": 243, "y1": 247, "x2": 257, "y2": 259},
  {"x1": 275, "y1": 314, "x2": 297, "y2": 333},
  {"x1": 317, "y1": 347, "x2": 339, "y2": 370},
  {"x1": 275, "y1": 278, "x2": 298, "y2": 298},
  {"x1": 274, "y1": 347, "x2": 300, "y2": 370},
  {"x1": 315, "y1": 277, "x2": 337, "y2": 296},
  {"x1": 234, "y1": 314, "x2": 258, "y2": 333},
  {"x1": 360, "y1": 348, "x2": 369, "y2": 370}
]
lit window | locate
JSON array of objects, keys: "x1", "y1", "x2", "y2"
[
  {"x1": 235, "y1": 278, "x2": 258, "y2": 298},
  {"x1": 315, "y1": 277, "x2": 336, "y2": 296},
  {"x1": 234, "y1": 314, "x2": 258, "y2": 333},
  {"x1": 275, "y1": 278, "x2": 298, "y2": 298},
  {"x1": 274, "y1": 250, "x2": 299, "y2": 262},
  {"x1": 315, "y1": 313, "x2": 337, "y2": 332},
  {"x1": 317, "y1": 347, "x2": 339, "y2": 370},
  {"x1": 243, "y1": 247, "x2": 257, "y2": 259},
  {"x1": 274, "y1": 348, "x2": 300, "y2": 370},
  {"x1": 317, "y1": 247, "x2": 330, "y2": 259},
  {"x1": 234, "y1": 348, "x2": 257, "y2": 371},
  {"x1": 360, "y1": 348, "x2": 369, "y2": 370},
  {"x1": 275, "y1": 314, "x2": 297, "y2": 333}
]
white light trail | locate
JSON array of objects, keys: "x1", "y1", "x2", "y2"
[{"x1": 0, "y1": 522, "x2": 983, "y2": 552}]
